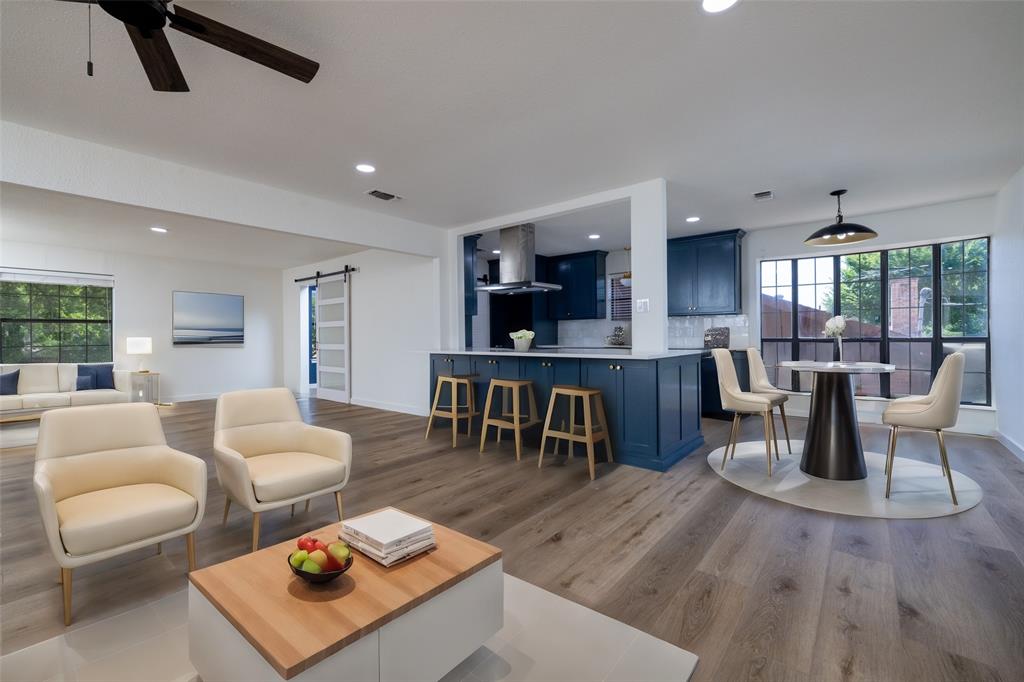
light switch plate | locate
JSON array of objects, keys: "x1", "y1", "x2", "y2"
[{"x1": 635, "y1": 298, "x2": 651, "y2": 313}]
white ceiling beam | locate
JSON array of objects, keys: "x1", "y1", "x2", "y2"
[{"x1": 0, "y1": 121, "x2": 445, "y2": 258}]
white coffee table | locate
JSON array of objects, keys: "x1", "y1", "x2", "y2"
[{"x1": 188, "y1": 511, "x2": 503, "y2": 681}]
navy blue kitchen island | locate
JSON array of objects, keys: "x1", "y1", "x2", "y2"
[{"x1": 428, "y1": 349, "x2": 704, "y2": 472}]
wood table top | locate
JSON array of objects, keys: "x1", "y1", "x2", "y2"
[{"x1": 188, "y1": 509, "x2": 502, "y2": 679}]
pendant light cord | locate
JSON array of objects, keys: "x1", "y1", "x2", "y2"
[
  {"x1": 86, "y1": 2, "x2": 94, "y2": 77},
  {"x1": 835, "y1": 192, "x2": 843, "y2": 223}
]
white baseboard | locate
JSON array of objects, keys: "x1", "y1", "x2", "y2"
[
  {"x1": 350, "y1": 396, "x2": 428, "y2": 417},
  {"x1": 162, "y1": 392, "x2": 223, "y2": 404},
  {"x1": 996, "y1": 431, "x2": 1024, "y2": 461},
  {"x1": 779, "y1": 393, "x2": 998, "y2": 436}
]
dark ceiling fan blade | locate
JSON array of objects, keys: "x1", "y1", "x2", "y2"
[
  {"x1": 125, "y1": 24, "x2": 189, "y2": 91},
  {"x1": 167, "y1": 4, "x2": 319, "y2": 83}
]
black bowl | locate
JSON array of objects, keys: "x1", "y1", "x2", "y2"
[{"x1": 288, "y1": 553, "x2": 354, "y2": 584}]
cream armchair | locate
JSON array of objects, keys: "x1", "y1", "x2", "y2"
[
  {"x1": 213, "y1": 388, "x2": 352, "y2": 552},
  {"x1": 746, "y1": 348, "x2": 792, "y2": 454},
  {"x1": 883, "y1": 352, "x2": 965, "y2": 504},
  {"x1": 34, "y1": 402, "x2": 206, "y2": 625}
]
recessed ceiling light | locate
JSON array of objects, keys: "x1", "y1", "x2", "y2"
[
  {"x1": 702, "y1": 0, "x2": 740, "y2": 13},
  {"x1": 492, "y1": 250, "x2": 501, "y2": 254},
  {"x1": 355, "y1": 163, "x2": 376, "y2": 174},
  {"x1": 150, "y1": 226, "x2": 168, "y2": 233},
  {"x1": 588, "y1": 234, "x2": 601, "y2": 240},
  {"x1": 686, "y1": 216, "x2": 701, "y2": 223}
]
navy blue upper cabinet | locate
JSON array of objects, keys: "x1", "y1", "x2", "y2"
[
  {"x1": 667, "y1": 229, "x2": 745, "y2": 316},
  {"x1": 547, "y1": 251, "x2": 607, "y2": 320}
]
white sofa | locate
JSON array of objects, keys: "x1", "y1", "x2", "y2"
[{"x1": 0, "y1": 363, "x2": 131, "y2": 416}]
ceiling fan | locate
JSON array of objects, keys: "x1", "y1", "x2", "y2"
[{"x1": 61, "y1": 0, "x2": 319, "y2": 92}]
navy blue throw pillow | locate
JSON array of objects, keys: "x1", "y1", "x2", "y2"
[
  {"x1": 76, "y1": 375, "x2": 96, "y2": 391},
  {"x1": 0, "y1": 369, "x2": 19, "y2": 395},
  {"x1": 78, "y1": 364, "x2": 115, "y2": 390}
]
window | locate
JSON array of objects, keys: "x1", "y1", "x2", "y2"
[
  {"x1": 610, "y1": 273, "x2": 632, "y2": 321},
  {"x1": 0, "y1": 280, "x2": 113, "y2": 363},
  {"x1": 759, "y1": 237, "x2": 990, "y2": 405}
]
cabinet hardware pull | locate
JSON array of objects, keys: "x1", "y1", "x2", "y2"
[{"x1": 616, "y1": 365, "x2": 622, "y2": 370}]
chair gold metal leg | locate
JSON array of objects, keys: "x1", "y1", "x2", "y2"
[
  {"x1": 305, "y1": 499, "x2": 311, "y2": 513},
  {"x1": 779, "y1": 404, "x2": 792, "y2": 454},
  {"x1": 538, "y1": 392, "x2": 557, "y2": 469},
  {"x1": 884, "y1": 427, "x2": 895, "y2": 475},
  {"x1": 425, "y1": 379, "x2": 443, "y2": 439},
  {"x1": 61, "y1": 568, "x2": 72, "y2": 626},
  {"x1": 885, "y1": 426, "x2": 899, "y2": 499},
  {"x1": 770, "y1": 409, "x2": 780, "y2": 461},
  {"x1": 251, "y1": 512, "x2": 261, "y2": 553},
  {"x1": 762, "y1": 411, "x2": 773, "y2": 477},
  {"x1": 722, "y1": 413, "x2": 739, "y2": 470},
  {"x1": 335, "y1": 491, "x2": 344, "y2": 521},
  {"x1": 479, "y1": 382, "x2": 496, "y2": 453},
  {"x1": 222, "y1": 498, "x2": 231, "y2": 526},
  {"x1": 185, "y1": 532, "x2": 196, "y2": 572},
  {"x1": 936, "y1": 430, "x2": 958, "y2": 506}
]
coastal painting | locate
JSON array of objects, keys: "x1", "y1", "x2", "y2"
[{"x1": 172, "y1": 291, "x2": 244, "y2": 345}]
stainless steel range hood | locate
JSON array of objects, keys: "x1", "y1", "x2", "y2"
[{"x1": 476, "y1": 224, "x2": 562, "y2": 294}]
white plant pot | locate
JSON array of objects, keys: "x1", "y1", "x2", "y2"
[{"x1": 513, "y1": 338, "x2": 532, "y2": 352}]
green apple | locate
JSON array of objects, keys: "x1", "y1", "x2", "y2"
[
  {"x1": 289, "y1": 550, "x2": 309, "y2": 568},
  {"x1": 327, "y1": 542, "x2": 350, "y2": 564},
  {"x1": 300, "y1": 558, "x2": 322, "y2": 574},
  {"x1": 307, "y1": 549, "x2": 329, "y2": 569}
]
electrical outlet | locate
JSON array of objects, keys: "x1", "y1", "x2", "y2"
[{"x1": 635, "y1": 298, "x2": 651, "y2": 313}]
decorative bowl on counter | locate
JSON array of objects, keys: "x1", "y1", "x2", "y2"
[{"x1": 288, "y1": 554, "x2": 353, "y2": 584}]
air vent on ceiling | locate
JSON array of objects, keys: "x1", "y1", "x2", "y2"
[
  {"x1": 753, "y1": 190, "x2": 774, "y2": 202},
  {"x1": 367, "y1": 189, "x2": 401, "y2": 201}
]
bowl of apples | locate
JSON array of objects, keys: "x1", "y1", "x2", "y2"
[{"x1": 288, "y1": 535, "x2": 353, "y2": 584}]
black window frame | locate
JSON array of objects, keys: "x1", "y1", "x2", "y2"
[
  {"x1": 759, "y1": 237, "x2": 991, "y2": 406},
  {"x1": 0, "y1": 281, "x2": 114, "y2": 364}
]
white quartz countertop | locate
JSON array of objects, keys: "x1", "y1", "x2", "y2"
[{"x1": 428, "y1": 348, "x2": 705, "y2": 360}]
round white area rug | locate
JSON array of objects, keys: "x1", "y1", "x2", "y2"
[{"x1": 707, "y1": 439, "x2": 981, "y2": 519}]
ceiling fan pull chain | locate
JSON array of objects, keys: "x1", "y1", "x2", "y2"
[{"x1": 86, "y1": 2, "x2": 94, "y2": 77}]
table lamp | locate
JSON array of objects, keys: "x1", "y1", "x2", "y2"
[{"x1": 126, "y1": 337, "x2": 153, "y2": 372}]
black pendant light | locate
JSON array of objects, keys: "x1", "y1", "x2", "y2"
[{"x1": 805, "y1": 189, "x2": 878, "y2": 246}]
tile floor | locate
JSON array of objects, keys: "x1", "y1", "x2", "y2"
[{"x1": 0, "y1": 575, "x2": 697, "y2": 682}]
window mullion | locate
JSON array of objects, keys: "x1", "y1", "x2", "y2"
[{"x1": 880, "y1": 251, "x2": 890, "y2": 397}]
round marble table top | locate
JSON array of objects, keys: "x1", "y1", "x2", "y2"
[{"x1": 778, "y1": 360, "x2": 896, "y2": 374}]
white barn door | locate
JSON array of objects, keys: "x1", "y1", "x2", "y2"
[{"x1": 315, "y1": 274, "x2": 351, "y2": 402}]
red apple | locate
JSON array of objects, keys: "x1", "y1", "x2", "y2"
[
  {"x1": 323, "y1": 554, "x2": 344, "y2": 572},
  {"x1": 297, "y1": 536, "x2": 318, "y2": 552},
  {"x1": 314, "y1": 540, "x2": 329, "y2": 553},
  {"x1": 307, "y1": 549, "x2": 329, "y2": 569},
  {"x1": 327, "y1": 542, "x2": 351, "y2": 566}
]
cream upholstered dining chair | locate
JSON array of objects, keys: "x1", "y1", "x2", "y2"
[
  {"x1": 712, "y1": 349, "x2": 786, "y2": 476},
  {"x1": 746, "y1": 347, "x2": 793, "y2": 454},
  {"x1": 34, "y1": 403, "x2": 206, "y2": 625},
  {"x1": 213, "y1": 388, "x2": 352, "y2": 552},
  {"x1": 883, "y1": 352, "x2": 965, "y2": 504}
]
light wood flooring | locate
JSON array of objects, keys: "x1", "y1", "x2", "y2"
[{"x1": 2, "y1": 398, "x2": 1023, "y2": 681}]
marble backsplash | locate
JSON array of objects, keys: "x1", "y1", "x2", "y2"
[{"x1": 556, "y1": 315, "x2": 750, "y2": 349}]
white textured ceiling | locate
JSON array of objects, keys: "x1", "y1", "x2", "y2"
[
  {"x1": 0, "y1": 183, "x2": 364, "y2": 268},
  {"x1": 1, "y1": 1, "x2": 1022, "y2": 233}
]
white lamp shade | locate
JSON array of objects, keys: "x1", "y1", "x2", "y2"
[{"x1": 126, "y1": 337, "x2": 153, "y2": 355}]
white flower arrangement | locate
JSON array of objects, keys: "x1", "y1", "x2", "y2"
[
  {"x1": 509, "y1": 329, "x2": 535, "y2": 341},
  {"x1": 823, "y1": 315, "x2": 847, "y2": 338}
]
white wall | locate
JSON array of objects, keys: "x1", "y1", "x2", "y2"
[
  {"x1": 742, "y1": 195, "x2": 1000, "y2": 435},
  {"x1": 283, "y1": 249, "x2": 440, "y2": 416},
  {"x1": 0, "y1": 240, "x2": 282, "y2": 402},
  {"x1": 991, "y1": 166, "x2": 1024, "y2": 458}
]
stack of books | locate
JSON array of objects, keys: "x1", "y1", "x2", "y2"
[{"x1": 339, "y1": 508, "x2": 436, "y2": 567}]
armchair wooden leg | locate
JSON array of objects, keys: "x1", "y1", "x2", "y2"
[
  {"x1": 779, "y1": 404, "x2": 792, "y2": 454},
  {"x1": 61, "y1": 568, "x2": 72, "y2": 626},
  {"x1": 722, "y1": 413, "x2": 739, "y2": 471},
  {"x1": 538, "y1": 392, "x2": 557, "y2": 469},
  {"x1": 936, "y1": 430, "x2": 958, "y2": 506},
  {"x1": 251, "y1": 513, "x2": 261, "y2": 553},
  {"x1": 762, "y1": 412, "x2": 773, "y2": 478},
  {"x1": 185, "y1": 532, "x2": 197, "y2": 572},
  {"x1": 334, "y1": 491, "x2": 344, "y2": 522},
  {"x1": 425, "y1": 379, "x2": 443, "y2": 440},
  {"x1": 222, "y1": 498, "x2": 231, "y2": 526},
  {"x1": 770, "y1": 410, "x2": 780, "y2": 461}
]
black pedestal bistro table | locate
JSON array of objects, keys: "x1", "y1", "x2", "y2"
[{"x1": 778, "y1": 361, "x2": 895, "y2": 480}]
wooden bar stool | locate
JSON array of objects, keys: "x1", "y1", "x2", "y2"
[
  {"x1": 479, "y1": 379, "x2": 540, "y2": 461},
  {"x1": 425, "y1": 374, "x2": 478, "y2": 447},
  {"x1": 538, "y1": 386, "x2": 613, "y2": 480}
]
